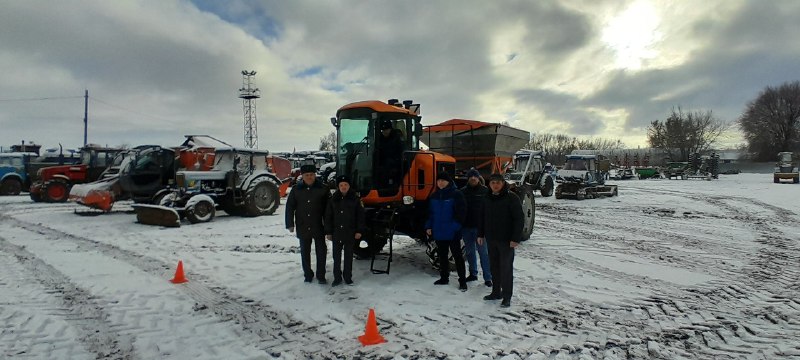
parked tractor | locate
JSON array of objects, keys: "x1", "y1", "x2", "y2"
[
  {"x1": 29, "y1": 144, "x2": 124, "y2": 202},
  {"x1": 134, "y1": 147, "x2": 282, "y2": 227},
  {"x1": 506, "y1": 150, "x2": 555, "y2": 196},
  {"x1": 0, "y1": 153, "x2": 31, "y2": 195},
  {"x1": 331, "y1": 99, "x2": 535, "y2": 273},
  {"x1": 555, "y1": 154, "x2": 618, "y2": 200},
  {"x1": 774, "y1": 152, "x2": 799, "y2": 183}
]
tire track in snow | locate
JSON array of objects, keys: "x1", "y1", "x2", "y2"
[
  {"x1": 0, "y1": 234, "x2": 136, "y2": 359},
  {"x1": 0, "y1": 213, "x2": 357, "y2": 358}
]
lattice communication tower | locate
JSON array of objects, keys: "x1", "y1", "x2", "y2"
[{"x1": 239, "y1": 70, "x2": 261, "y2": 149}]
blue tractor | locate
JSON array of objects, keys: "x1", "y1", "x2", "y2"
[{"x1": 0, "y1": 153, "x2": 31, "y2": 195}]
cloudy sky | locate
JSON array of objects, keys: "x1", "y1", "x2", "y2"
[{"x1": 1, "y1": 0, "x2": 799, "y2": 153}]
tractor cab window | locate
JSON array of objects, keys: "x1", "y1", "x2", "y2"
[
  {"x1": 81, "y1": 150, "x2": 93, "y2": 165},
  {"x1": 337, "y1": 113, "x2": 374, "y2": 191},
  {"x1": 564, "y1": 159, "x2": 588, "y2": 171}
]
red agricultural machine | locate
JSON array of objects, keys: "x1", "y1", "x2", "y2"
[{"x1": 29, "y1": 144, "x2": 125, "y2": 202}]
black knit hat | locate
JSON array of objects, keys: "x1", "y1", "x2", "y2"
[
  {"x1": 466, "y1": 168, "x2": 481, "y2": 179},
  {"x1": 335, "y1": 174, "x2": 351, "y2": 185},
  {"x1": 300, "y1": 164, "x2": 317, "y2": 174},
  {"x1": 488, "y1": 173, "x2": 505, "y2": 182},
  {"x1": 436, "y1": 171, "x2": 452, "y2": 183},
  {"x1": 380, "y1": 119, "x2": 393, "y2": 130}
]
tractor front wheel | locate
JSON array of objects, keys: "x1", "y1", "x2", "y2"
[
  {"x1": 186, "y1": 198, "x2": 215, "y2": 224},
  {"x1": 554, "y1": 184, "x2": 563, "y2": 199},
  {"x1": 514, "y1": 186, "x2": 535, "y2": 241},
  {"x1": 541, "y1": 176, "x2": 554, "y2": 197},
  {"x1": 1, "y1": 178, "x2": 23, "y2": 195},
  {"x1": 42, "y1": 180, "x2": 69, "y2": 202}
]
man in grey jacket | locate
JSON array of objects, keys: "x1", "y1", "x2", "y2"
[{"x1": 285, "y1": 164, "x2": 330, "y2": 283}]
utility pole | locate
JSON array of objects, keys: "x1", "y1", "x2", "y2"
[
  {"x1": 239, "y1": 71, "x2": 260, "y2": 149},
  {"x1": 83, "y1": 89, "x2": 88, "y2": 146}
]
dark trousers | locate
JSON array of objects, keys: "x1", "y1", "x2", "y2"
[
  {"x1": 299, "y1": 235, "x2": 327, "y2": 280},
  {"x1": 437, "y1": 240, "x2": 466, "y2": 281},
  {"x1": 487, "y1": 240, "x2": 515, "y2": 301},
  {"x1": 332, "y1": 239, "x2": 355, "y2": 282}
]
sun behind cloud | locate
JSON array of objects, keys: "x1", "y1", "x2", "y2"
[{"x1": 601, "y1": 1, "x2": 662, "y2": 70}]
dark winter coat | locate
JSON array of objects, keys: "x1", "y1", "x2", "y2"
[
  {"x1": 425, "y1": 182, "x2": 467, "y2": 241},
  {"x1": 324, "y1": 190, "x2": 366, "y2": 243},
  {"x1": 377, "y1": 129, "x2": 404, "y2": 167},
  {"x1": 478, "y1": 182, "x2": 525, "y2": 243},
  {"x1": 460, "y1": 182, "x2": 489, "y2": 228},
  {"x1": 285, "y1": 179, "x2": 329, "y2": 239}
]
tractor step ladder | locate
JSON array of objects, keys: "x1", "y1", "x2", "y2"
[{"x1": 370, "y1": 207, "x2": 398, "y2": 274}]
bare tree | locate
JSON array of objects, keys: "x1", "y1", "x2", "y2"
[
  {"x1": 738, "y1": 81, "x2": 800, "y2": 161},
  {"x1": 526, "y1": 133, "x2": 625, "y2": 165},
  {"x1": 647, "y1": 107, "x2": 727, "y2": 161},
  {"x1": 318, "y1": 131, "x2": 336, "y2": 152}
]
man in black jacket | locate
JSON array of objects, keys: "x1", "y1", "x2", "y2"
[
  {"x1": 285, "y1": 164, "x2": 330, "y2": 283},
  {"x1": 375, "y1": 119, "x2": 404, "y2": 192},
  {"x1": 478, "y1": 173, "x2": 524, "y2": 307},
  {"x1": 324, "y1": 175, "x2": 366, "y2": 286}
]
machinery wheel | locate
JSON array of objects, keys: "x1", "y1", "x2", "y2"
[
  {"x1": 518, "y1": 186, "x2": 535, "y2": 241},
  {"x1": 244, "y1": 180, "x2": 280, "y2": 217},
  {"x1": 794, "y1": 177, "x2": 799, "y2": 184},
  {"x1": 576, "y1": 191, "x2": 585, "y2": 201},
  {"x1": 554, "y1": 184, "x2": 563, "y2": 199},
  {"x1": 0, "y1": 178, "x2": 22, "y2": 195},
  {"x1": 186, "y1": 198, "x2": 215, "y2": 224},
  {"x1": 612, "y1": 187, "x2": 618, "y2": 196},
  {"x1": 42, "y1": 179, "x2": 70, "y2": 202},
  {"x1": 774, "y1": 176, "x2": 779, "y2": 183},
  {"x1": 353, "y1": 236, "x2": 387, "y2": 260},
  {"x1": 541, "y1": 176, "x2": 554, "y2": 197},
  {"x1": 30, "y1": 191, "x2": 42, "y2": 202}
]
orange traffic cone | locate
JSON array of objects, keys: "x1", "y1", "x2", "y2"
[
  {"x1": 358, "y1": 308, "x2": 386, "y2": 346},
  {"x1": 170, "y1": 260, "x2": 188, "y2": 284}
]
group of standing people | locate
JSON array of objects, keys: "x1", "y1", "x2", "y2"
[
  {"x1": 425, "y1": 168, "x2": 525, "y2": 308},
  {"x1": 285, "y1": 163, "x2": 524, "y2": 307},
  {"x1": 285, "y1": 164, "x2": 365, "y2": 287}
]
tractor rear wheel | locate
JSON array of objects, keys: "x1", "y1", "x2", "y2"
[
  {"x1": 541, "y1": 176, "x2": 554, "y2": 197},
  {"x1": 515, "y1": 186, "x2": 535, "y2": 241},
  {"x1": 42, "y1": 179, "x2": 69, "y2": 202},
  {"x1": 30, "y1": 191, "x2": 42, "y2": 202},
  {"x1": 186, "y1": 198, "x2": 215, "y2": 224},
  {"x1": 1, "y1": 178, "x2": 22, "y2": 195},
  {"x1": 554, "y1": 184, "x2": 563, "y2": 199},
  {"x1": 244, "y1": 180, "x2": 280, "y2": 217}
]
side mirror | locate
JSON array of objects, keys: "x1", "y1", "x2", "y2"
[{"x1": 330, "y1": 117, "x2": 338, "y2": 128}]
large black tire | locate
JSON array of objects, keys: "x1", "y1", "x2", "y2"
[
  {"x1": 30, "y1": 191, "x2": 42, "y2": 202},
  {"x1": 515, "y1": 186, "x2": 535, "y2": 241},
  {"x1": 541, "y1": 176, "x2": 554, "y2": 197},
  {"x1": 1, "y1": 178, "x2": 22, "y2": 195},
  {"x1": 353, "y1": 236, "x2": 387, "y2": 260},
  {"x1": 42, "y1": 179, "x2": 70, "y2": 202},
  {"x1": 186, "y1": 198, "x2": 215, "y2": 224},
  {"x1": 554, "y1": 184, "x2": 563, "y2": 199},
  {"x1": 243, "y1": 180, "x2": 280, "y2": 217}
]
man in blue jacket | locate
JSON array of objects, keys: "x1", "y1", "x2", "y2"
[
  {"x1": 478, "y1": 173, "x2": 524, "y2": 307},
  {"x1": 425, "y1": 171, "x2": 468, "y2": 291}
]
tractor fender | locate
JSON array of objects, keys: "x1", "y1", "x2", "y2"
[
  {"x1": 51, "y1": 174, "x2": 72, "y2": 183},
  {"x1": 1, "y1": 173, "x2": 23, "y2": 183},
  {"x1": 241, "y1": 171, "x2": 280, "y2": 190}
]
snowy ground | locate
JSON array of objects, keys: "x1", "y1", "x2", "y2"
[{"x1": 1, "y1": 173, "x2": 799, "y2": 359}]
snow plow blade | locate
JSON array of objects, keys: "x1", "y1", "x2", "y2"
[
  {"x1": 69, "y1": 183, "x2": 116, "y2": 212},
  {"x1": 131, "y1": 204, "x2": 181, "y2": 227}
]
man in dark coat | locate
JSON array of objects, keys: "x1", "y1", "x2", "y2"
[
  {"x1": 478, "y1": 173, "x2": 524, "y2": 307},
  {"x1": 285, "y1": 164, "x2": 330, "y2": 283},
  {"x1": 425, "y1": 171, "x2": 469, "y2": 291},
  {"x1": 460, "y1": 168, "x2": 492, "y2": 287},
  {"x1": 324, "y1": 175, "x2": 366, "y2": 286},
  {"x1": 376, "y1": 119, "x2": 404, "y2": 191}
]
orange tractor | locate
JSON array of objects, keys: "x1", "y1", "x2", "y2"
[{"x1": 331, "y1": 99, "x2": 534, "y2": 273}]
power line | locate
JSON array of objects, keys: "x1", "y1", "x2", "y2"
[
  {"x1": 89, "y1": 96, "x2": 171, "y2": 122},
  {"x1": 0, "y1": 95, "x2": 83, "y2": 102}
]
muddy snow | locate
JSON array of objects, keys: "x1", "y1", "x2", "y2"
[{"x1": 1, "y1": 173, "x2": 798, "y2": 359}]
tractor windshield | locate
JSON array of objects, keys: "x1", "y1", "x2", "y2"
[
  {"x1": 336, "y1": 108, "x2": 419, "y2": 193},
  {"x1": 337, "y1": 112, "x2": 375, "y2": 192},
  {"x1": 563, "y1": 158, "x2": 588, "y2": 171},
  {"x1": 779, "y1": 152, "x2": 793, "y2": 163}
]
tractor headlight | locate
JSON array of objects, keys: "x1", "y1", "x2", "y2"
[{"x1": 403, "y1": 196, "x2": 414, "y2": 205}]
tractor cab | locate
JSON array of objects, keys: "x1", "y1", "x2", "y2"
[
  {"x1": 559, "y1": 155, "x2": 604, "y2": 185},
  {"x1": 118, "y1": 146, "x2": 176, "y2": 202},
  {"x1": 332, "y1": 99, "x2": 430, "y2": 202}
]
